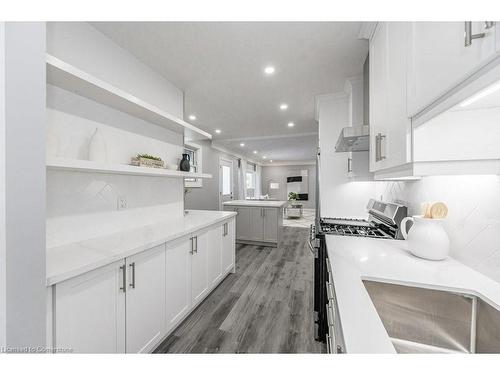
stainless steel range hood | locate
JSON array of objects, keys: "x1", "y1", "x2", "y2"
[{"x1": 335, "y1": 125, "x2": 369, "y2": 152}]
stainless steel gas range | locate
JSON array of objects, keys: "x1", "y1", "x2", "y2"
[{"x1": 309, "y1": 199, "x2": 408, "y2": 353}]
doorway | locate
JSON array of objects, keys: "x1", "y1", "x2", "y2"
[{"x1": 219, "y1": 157, "x2": 233, "y2": 210}]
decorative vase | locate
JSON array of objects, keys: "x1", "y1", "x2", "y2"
[
  {"x1": 400, "y1": 215, "x2": 450, "y2": 260},
  {"x1": 179, "y1": 153, "x2": 191, "y2": 172},
  {"x1": 88, "y1": 127, "x2": 107, "y2": 163}
]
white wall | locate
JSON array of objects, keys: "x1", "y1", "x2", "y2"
[
  {"x1": 261, "y1": 164, "x2": 316, "y2": 208},
  {"x1": 184, "y1": 141, "x2": 241, "y2": 211},
  {"x1": 46, "y1": 23, "x2": 186, "y2": 223},
  {"x1": 318, "y1": 93, "x2": 379, "y2": 218},
  {"x1": 46, "y1": 22, "x2": 183, "y2": 118},
  {"x1": 2, "y1": 22, "x2": 46, "y2": 349}
]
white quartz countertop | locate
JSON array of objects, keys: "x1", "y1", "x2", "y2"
[
  {"x1": 326, "y1": 235, "x2": 500, "y2": 354},
  {"x1": 46, "y1": 209, "x2": 236, "y2": 286},
  {"x1": 223, "y1": 200, "x2": 287, "y2": 208}
]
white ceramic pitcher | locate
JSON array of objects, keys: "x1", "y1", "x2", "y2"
[{"x1": 400, "y1": 215, "x2": 450, "y2": 260}]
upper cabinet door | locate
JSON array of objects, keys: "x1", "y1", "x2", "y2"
[
  {"x1": 125, "y1": 244, "x2": 167, "y2": 353},
  {"x1": 407, "y1": 22, "x2": 499, "y2": 117},
  {"x1": 54, "y1": 260, "x2": 126, "y2": 353},
  {"x1": 369, "y1": 22, "x2": 412, "y2": 173}
]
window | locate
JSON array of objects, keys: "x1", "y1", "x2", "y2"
[
  {"x1": 245, "y1": 171, "x2": 255, "y2": 190},
  {"x1": 222, "y1": 165, "x2": 231, "y2": 195},
  {"x1": 184, "y1": 142, "x2": 202, "y2": 188}
]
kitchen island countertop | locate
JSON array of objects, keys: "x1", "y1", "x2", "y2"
[{"x1": 222, "y1": 200, "x2": 288, "y2": 208}]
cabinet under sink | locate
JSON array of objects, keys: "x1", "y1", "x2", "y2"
[{"x1": 363, "y1": 280, "x2": 500, "y2": 353}]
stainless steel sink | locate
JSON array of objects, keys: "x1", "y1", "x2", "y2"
[{"x1": 363, "y1": 280, "x2": 500, "y2": 353}]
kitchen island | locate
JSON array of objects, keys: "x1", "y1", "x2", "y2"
[{"x1": 223, "y1": 200, "x2": 287, "y2": 247}]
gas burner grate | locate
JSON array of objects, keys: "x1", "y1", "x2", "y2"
[{"x1": 319, "y1": 221, "x2": 392, "y2": 239}]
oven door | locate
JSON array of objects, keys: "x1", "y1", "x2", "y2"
[{"x1": 313, "y1": 232, "x2": 327, "y2": 342}]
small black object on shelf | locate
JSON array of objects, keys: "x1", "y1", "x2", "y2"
[{"x1": 179, "y1": 153, "x2": 191, "y2": 172}]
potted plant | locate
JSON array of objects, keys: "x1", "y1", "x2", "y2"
[
  {"x1": 130, "y1": 153, "x2": 165, "y2": 168},
  {"x1": 288, "y1": 192, "x2": 298, "y2": 205}
]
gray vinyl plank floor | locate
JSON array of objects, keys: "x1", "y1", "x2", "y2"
[{"x1": 154, "y1": 226, "x2": 325, "y2": 354}]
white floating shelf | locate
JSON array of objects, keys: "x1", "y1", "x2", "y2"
[
  {"x1": 46, "y1": 54, "x2": 211, "y2": 141},
  {"x1": 46, "y1": 158, "x2": 212, "y2": 179}
]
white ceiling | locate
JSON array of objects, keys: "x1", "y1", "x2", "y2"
[{"x1": 92, "y1": 22, "x2": 368, "y2": 162}]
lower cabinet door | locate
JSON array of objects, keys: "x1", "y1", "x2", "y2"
[
  {"x1": 207, "y1": 225, "x2": 223, "y2": 287},
  {"x1": 125, "y1": 244, "x2": 167, "y2": 353},
  {"x1": 165, "y1": 238, "x2": 192, "y2": 332},
  {"x1": 54, "y1": 260, "x2": 126, "y2": 353},
  {"x1": 221, "y1": 219, "x2": 235, "y2": 274},
  {"x1": 191, "y1": 231, "x2": 209, "y2": 306},
  {"x1": 250, "y1": 207, "x2": 265, "y2": 241},
  {"x1": 263, "y1": 208, "x2": 278, "y2": 242},
  {"x1": 235, "y1": 206, "x2": 251, "y2": 240}
]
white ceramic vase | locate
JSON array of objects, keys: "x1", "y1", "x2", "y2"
[
  {"x1": 401, "y1": 215, "x2": 450, "y2": 260},
  {"x1": 88, "y1": 127, "x2": 107, "y2": 163}
]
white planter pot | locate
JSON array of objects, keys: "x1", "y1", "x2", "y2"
[{"x1": 401, "y1": 215, "x2": 450, "y2": 261}]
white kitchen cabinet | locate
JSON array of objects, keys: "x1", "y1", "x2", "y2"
[
  {"x1": 263, "y1": 208, "x2": 278, "y2": 242},
  {"x1": 190, "y1": 231, "x2": 209, "y2": 306},
  {"x1": 165, "y1": 238, "x2": 192, "y2": 332},
  {"x1": 227, "y1": 203, "x2": 283, "y2": 247},
  {"x1": 125, "y1": 244, "x2": 166, "y2": 353},
  {"x1": 207, "y1": 225, "x2": 223, "y2": 287},
  {"x1": 234, "y1": 206, "x2": 252, "y2": 240},
  {"x1": 407, "y1": 22, "x2": 499, "y2": 117},
  {"x1": 54, "y1": 260, "x2": 126, "y2": 353},
  {"x1": 369, "y1": 22, "x2": 412, "y2": 173},
  {"x1": 250, "y1": 207, "x2": 265, "y2": 241},
  {"x1": 52, "y1": 217, "x2": 236, "y2": 353},
  {"x1": 221, "y1": 220, "x2": 235, "y2": 274}
]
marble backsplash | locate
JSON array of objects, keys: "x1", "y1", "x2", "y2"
[{"x1": 377, "y1": 175, "x2": 500, "y2": 283}]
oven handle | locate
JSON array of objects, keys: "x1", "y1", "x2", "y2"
[{"x1": 308, "y1": 224, "x2": 317, "y2": 256}]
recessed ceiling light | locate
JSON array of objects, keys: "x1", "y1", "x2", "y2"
[
  {"x1": 253, "y1": 150, "x2": 258, "y2": 154},
  {"x1": 240, "y1": 143, "x2": 245, "y2": 147},
  {"x1": 270, "y1": 160, "x2": 273, "y2": 163},
  {"x1": 188, "y1": 114, "x2": 196, "y2": 121},
  {"x1": 264, "y1": 66, "x2": 275, "y2": 75},
  {"x1": 279, "y1": 103, "x2": 288, "y2": 110},
  {"x1": 215, "y1": 129, "x2": 221, "y2": 134},
  {"x1": 288, "y1": 122, "x2": 295, "y2": 127},
  {"x1": 263, "y1": 156, "x2": 267, "y2": 159}
]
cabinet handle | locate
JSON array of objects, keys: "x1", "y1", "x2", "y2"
[
  {"x1": 119, "y1": 265, "x2": 126, "y2": 293},
  {"x1": 190, "y1": 237, "x2": 195, "y2": 254},
  {"x1": 464, "y1": 21, "x2": 486, "y2": 47},
  {"x1": 375, "y1": 133, "x2": 386, "y2": 162},
  {"x1": 129, "y1": 262, "x2": 136, "y2": 289},
  {"x1": 347, "y1": 157, "x2": 352, "y2": 173},
  {"x1": 194, "y1": 236, "x2": 198, "y2": 254}
]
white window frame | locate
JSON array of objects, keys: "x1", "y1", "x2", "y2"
[
  {"x1": 245, "y1": 163, "x2": 256, "y2": 198},
  {"x1": 184, "y1": 141, "x2": 203, "y2": 188}
]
